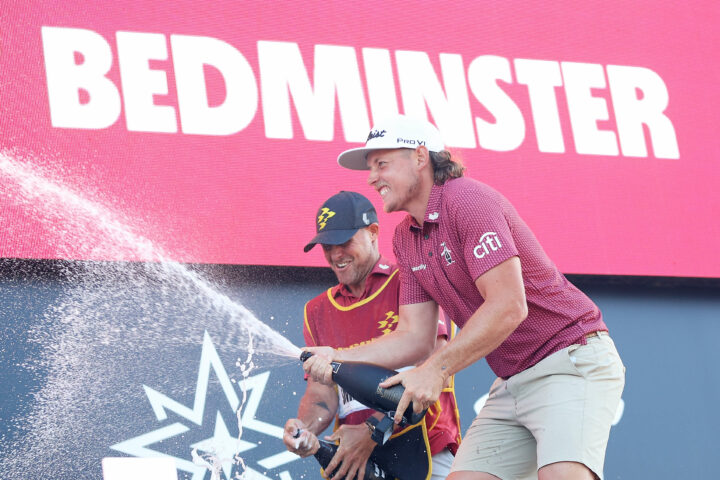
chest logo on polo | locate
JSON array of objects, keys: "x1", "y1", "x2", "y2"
[
  {"x1": 377, "y1": 310, "x2": 399, "y2": 335},
  {"x1": 317, "y1": 207, "x2": 336, "y2": 230},
  {"x1": 474, "y1": 232, "x2": 503, "y2": 258},
  {"x1": 440, "y1": 242, "x2": 454, "y2": 266}
]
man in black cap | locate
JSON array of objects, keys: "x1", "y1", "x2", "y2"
[{"x1": 283, "y1": 191, "x2": 461, "y2": 480}]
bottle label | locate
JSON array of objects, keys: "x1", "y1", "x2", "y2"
[
  {"x1": 337, "y1": 386, "x2": 371, "y2": 419},
  {"x1": 337, "y1": 365, "x2": 413, "y2": 419}
]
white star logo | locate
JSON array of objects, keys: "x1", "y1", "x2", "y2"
[
  {"x1": 191, "y1": 412, "x2": 256, "y2": 480},
  {"x1": 109, "y1": 332, "x2": 300, "y2": 480}
]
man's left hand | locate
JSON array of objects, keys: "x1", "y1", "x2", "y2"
[
  {"x1": 282, "y1": 418, "x2": 319, "y2": 457},
  {"x1": 379, "y1": 363, "x2": 445, "y2": 424}
]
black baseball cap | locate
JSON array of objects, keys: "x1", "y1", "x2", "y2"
[{"x1": 303, "y1": 191, "x2": 378, "y2": 252}]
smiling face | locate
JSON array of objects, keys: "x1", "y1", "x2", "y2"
[
  {"x1": 366, "y1": 148, "x2": 422, "y2": 214},
  {"x1": 322, "y1": 225, "x2": 379, "y2": 296}
]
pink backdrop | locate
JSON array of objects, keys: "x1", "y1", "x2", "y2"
[{"x1": 1, "y1": 0, "x2": 718, "y2": 277}]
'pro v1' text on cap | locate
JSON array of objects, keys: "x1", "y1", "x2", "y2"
[
  {"x1": 304, "y1": 191, "x2": 378, "y2": 252},
  {"x1": 337, "y1": 114, "x2": 445, "y2": 170}
]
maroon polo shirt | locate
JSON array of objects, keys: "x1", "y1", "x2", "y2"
[{"x1": 393, "y1": 177, "x2": 607, "y2": 378}]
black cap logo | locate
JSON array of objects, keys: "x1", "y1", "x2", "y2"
[{"x1": 366, "y1": 129, "x2": 386, "y2": 141}]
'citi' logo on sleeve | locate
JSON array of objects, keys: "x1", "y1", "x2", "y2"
[{"x1": 473, "y1": 232, "x2": 502, "y2": 258}]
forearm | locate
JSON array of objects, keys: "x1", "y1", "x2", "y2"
[
  {"x1": 297, "y1": 401, "x2": 333, "y2": 434},
  {"x1": 296, "y1": 383, "x2": 337, "y2": 434},
  {"x1": 328, "y1": 300, "x2": 439, "y2": 369},
  {"x1": 303, "y1": 302, "x2": 444, "y2": 387},
  {"x1": 425, "y1": 256, "x2": 528, "y2": 379},
  {"x1": 426, "y1": 294, "x2": 526, "y2": 379},
  {"x1": 334, "y1": 328, "x2": 433, "y2": 370}
]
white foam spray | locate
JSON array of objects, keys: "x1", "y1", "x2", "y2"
[{"x1": 0, "y1": 151, "x2": 302, "y2": 479}]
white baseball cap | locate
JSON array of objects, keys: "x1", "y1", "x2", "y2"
[{"x1": 337, "y1": 114, "x2": 445, "y2": 170}]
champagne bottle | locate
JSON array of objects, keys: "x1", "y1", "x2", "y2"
[
  {"x1": 313, "y1": 439, "x2": 388, "y2": 479},
  {"x1": 300, "y1": 352, "x2": 427, "y2": 426}
]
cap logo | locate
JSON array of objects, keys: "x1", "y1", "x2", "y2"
[
  {"x1": 367, "y1": 129, "x2": 386, "y2": 141},
  {"x1": 362, "y1": 212, "x2": 370, "y2": 225},
  {"x1": 317, "y1": 207, "x2": 336, "y2": 230},
  {"x1": 397, "y1": 137, "x2": 425, "y2": 147}
]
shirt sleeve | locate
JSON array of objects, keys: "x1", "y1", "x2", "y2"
[
  {"x1": 451, "y1": 185, "x2": 519, "y2": 281},
  {"x1": 393, "y1": 226, "x2": 433, "y2": 305}
]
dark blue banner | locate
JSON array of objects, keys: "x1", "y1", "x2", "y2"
[{"x1": 1, "y1": 261, "x2": 718, "y2": 479}]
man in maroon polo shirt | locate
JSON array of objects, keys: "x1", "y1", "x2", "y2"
[
  {"x1": 303, "y1": 116, "x2": 625, "y2": 480},
  {"x1": 284, "y1": 191, "x2": 462, "y2": 480}
]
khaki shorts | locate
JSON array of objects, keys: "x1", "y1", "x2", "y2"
[{"x1": 452, "y1": 333, "x2": 625, "y2": 480}]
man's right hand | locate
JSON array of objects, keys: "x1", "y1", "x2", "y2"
[
  {"x1": 302, "y1": 347, "x2": 336, "y2": 385},
  {"x1": 283, "y1": 418, "x2": 319, "y2": 458},
  {"x1": 323, "y1": 423, "x2": 377, "y2": 480}
]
